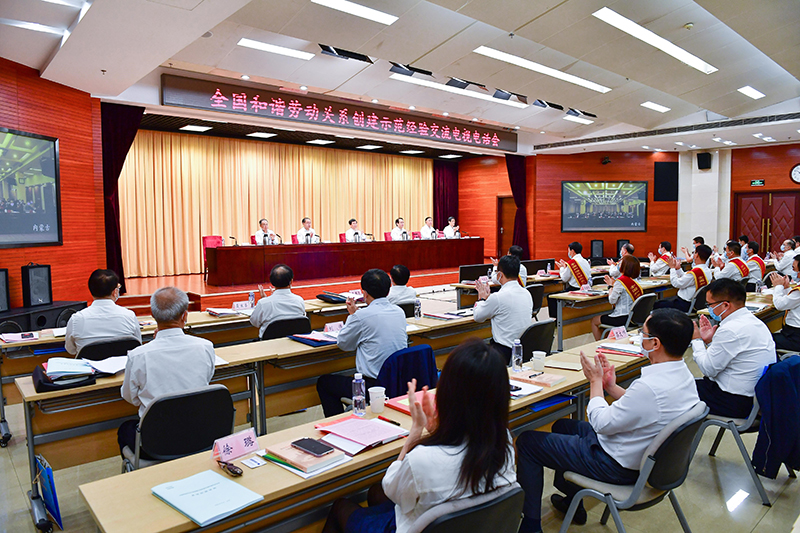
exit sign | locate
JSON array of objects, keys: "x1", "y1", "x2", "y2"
[{"x1": 751, "y1": 179, "x2": 765, "y2": 187}]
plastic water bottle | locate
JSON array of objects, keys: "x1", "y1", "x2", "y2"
[
  {"x1": 352, "y1": 373, "x2": 366, "y2": 416},
  {"x1": 487, "y1": 267, "x2": 493, "y2": 278},
  {"x1": 512, "y1": 339, "x2": 523, "y2": 372},
  {"x1": 414, "y1": 298, "x2": 422, "y2": 319},
  {"x1": 546, "y1": 263, "x2": 552, "y2": 273},
  {"x1": 248, "y1": 291, "x2": 255, "y2": 308}
]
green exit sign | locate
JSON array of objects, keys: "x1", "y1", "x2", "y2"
[{"x1": 751, "y1": 179, "x2": 765, "y2": 187}]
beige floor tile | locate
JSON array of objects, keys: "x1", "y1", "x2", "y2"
[{"x1": 753, "y1": 477, "x2": 800, "y2": 532}]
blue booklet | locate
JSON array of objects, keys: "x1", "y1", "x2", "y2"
[{"x1": 36, "y1": 455, "x2": 63, "y2": 530}]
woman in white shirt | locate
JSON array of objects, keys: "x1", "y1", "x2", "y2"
[
  {"x1": 591, "y1": 255, "x2": 642, "y2": 340},
  {"x1": 321, "y1": 339, "x2": 517, "y2": 533}
]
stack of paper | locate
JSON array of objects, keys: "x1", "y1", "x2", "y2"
[
  {"x1": 44, "y1": 358, "x2": 94, "y2": 380},
  {"x1": 264, "y1": 440, "x2": 345, "y2": 473},
  {"x1": 83, "y1": 356, "x2": 127, "y2": 375},
  {"x1": 0, "y1": 332, "x2": 39, "y2": 343},
  {"x1": 511, "y1": 372, "x2": 567, "y2": 388},
  {"x1": 319, "y1": 417, "x2": 408, "y2": 456},
  {"x1": 509, "y1": 378, "x2": 543, "y2": 398},
  {"x1": 596, "y1": 343, "x2": 643, "y2": 357},
  {"x1": 206, "y1": 308, "x2": 240, "y2": 318}
]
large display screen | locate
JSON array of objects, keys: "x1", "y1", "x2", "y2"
[
  {"x1": 562, "y1": 181, "x2": 647, "y2": 232},
  {"x1": 0, "y1": 128, "x2": 62, "y2": 248}
]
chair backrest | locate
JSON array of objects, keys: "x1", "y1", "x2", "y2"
[
  {"x1": 56, "y1": 308, "x2": 78, "y2": 328},
  {"x1": 376, "y1": 344, "x2": 438, "y2": 398},
  {"x1": 526, "y1": 284, "x2": 544, "y2": 316},
  {"x1": 398, "y1": 302, "x2": 415, "y2": 318},
  {"x1": 591, "y1": 275, "x2": 605, "y2": 286},
  {"x1": 437, "y1": 230, "x2": 445, "y2": 239},
  {"x1": 384, "y1": 231, "x2": 393, "y2": 241},
  {"x1": 261, "y1": 317, "x2": 311, "y2": 340},
  {"x1": 0, "y1": 320, "x2": 23, "y2": 334},
  {"x1": 629, "y1": 293, "x2": 657, "y2": 327},
  {"x1": 643, "y1": 401, "x2": 709, "y2": 491},
  {"x1": 520, "y1": 319, "x2": 556, "y2": 360},
  {"x1": 250, "y1": 235, "x2": 257, "y2": 245},
  {"x1": 201, "y1": 235, "x2": 224, "y2": 263},
  {"x1": 412, "y1": 231, "x2": 422, "y2": 240},
  {"x1": 689, "y1": 285, "x2": 709, "y2": 313},
  {"x1": 739, "y1": 278, "x2": 749, "y2": 290},
  {"x1": 79, "y1": 338, "x2": 142, "y2": 361},
  {"x1": 419, "y1": 486, "x2": 524, "y2": 533},
  {"x1": 139, "y1": 384, "x2": 235, "y2": 461},
  {"x1": 291, "y1": 234, "x2": 299, "y2": 244},
  {"x1": 339, "y1": 233, "x2": 347, "y2": 243}
]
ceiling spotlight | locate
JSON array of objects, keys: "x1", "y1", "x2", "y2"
[
  {"x1": 357, "y1": 144, "x2": 382, "y2": 150},
  {"x1": 300, "y1": 85, "x2": 308, "y2": 91},
  {"x1": 442, "y1": 112, "x2": 449, "y2": 116},
  {"x1": 241, "y1": 74, "x2": 250, "y2": 80},
  {"x1": 400, "y1": 150, "x2": 424, "y2": 155},
  {"x1": 389, "y1": 62, "x2": 433, "y2": 77},
  {"x1": 440, "y1": 154, "x2": 462, "y2": 159},
  {"x1": 514, "y1": 126, "x2": 520, "y2": 130},
  {"x1": 371, "y1": 98, "x2": 378, "y2": 103},
  {"x1": 306, "y1": 139, "x2": 335, "y2": 145},
  {"x1": 540, "y1": 131, "x2": 545, "y2": 134},
  {"x1": 493, "y1": 89, "x2": 512, "y2": 100},
  {"x1": 409, "y1": 105, "x2": 415, "y2": 110},
  {"x1": 472, "y1": 117, "x2": 479, "y2": 121}
]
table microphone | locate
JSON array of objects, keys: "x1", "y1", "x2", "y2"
[
  {"x1": 274, "y1": 233, "x2": 283, "y2": 244},
  {"x1": 229, "y1": 236, "x2": 238, "y2": 246}
]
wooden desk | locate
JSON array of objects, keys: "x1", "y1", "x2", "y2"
[{"x1": 451, "y1": 275, "x2": 563, "y2": 309}]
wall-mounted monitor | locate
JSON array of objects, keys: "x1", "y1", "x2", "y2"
[
  {"x1": 561, "y1": 181, "x2": 647, "y2": 232},
  {"x1": 0, "y1": 128, "x2": 62, "y2": 248}
]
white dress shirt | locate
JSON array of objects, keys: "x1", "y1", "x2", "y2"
[
  {"x1": 588, "y1": 360, "x2": 699, "y2": 470},
  {"x1": 420, "y1": 225, "x2": 436, "y2": 240},
  {"x1": 249, "y1": 288, "x2": 307, "y2": 338},
  {"x1": 254, "y1": 229, "x2": 276, "y2": 245},
  {"x1": 473, "y1": 281, "x2": 533, "y2": 349},
  {"x1": 607, "y1": 279, "x2": 636, "y2": 318},
  {"x1": 387, "y1": 285, "x2": 417, "y2": 306},
  {"x1": 608, "y1": 262, "x2": 620, "y2": 278},
  {"x1": 713, "y1": 258, "x2": 745, "y2": 281},
  {"x1": 383, "y1": 440, "x2": 517, "y2": 533},
  {"x1": 740, "y1": 245, "x2": 749, "y2": 261},
  {"x1": 559, "y1": 253, "x2": 591, "y2": 289},
  {"x1": 649, "y1": 256, "x2": 670, "y2": 277},
  {"x1": 345, "y1": 228, "x2": 366, "y2": 242},
  {"x1": 65, "y1": 299, "x2": 142, "y2": 356},
  {"x1": 776, "y1": 249, "x2": 798, "y2": 276},
  {"x1": 121, "y1": 328, "x2": 216, "y2": 418},
  {"x1": 669, "y1": 264, "x2": 712, "y2": 302},
  {"x1": 491, "y1": 264, "x2": 527, "y2": 285},
  {"x1": 745, "y1": 256, "x2": 763, "y2": 283},
  {"x1": 296, "y1": 227, "x2": 319, "y2": 244},
  {"x1": 691, "y1": 307, "x2": 776, "y2": 397},
  {"x1": 443, "y1": 225, "x2": 458, "y2": 238},
  {"x1": 772, "y1": 286, "x2": 800, "y2": 328},
  {"x1": 391, "y1": 227, "x2": 409, "y2": 241},
  {"x1": 336, "y1": 298, "x2": 408, "y2": 378}
]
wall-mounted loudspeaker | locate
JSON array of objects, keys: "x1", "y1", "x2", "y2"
[
  {"x1": 590, "y1": 240, "x2": 604, "y2": 258},
  {"x1": 0, "y1": 268, "x2": 9, "y2": 313},
  {"x1": 21, "y1": 264, "x2": 52, "y2": 308},
  {"x1": 697, "y1": 152, "x2": 712, "y2": 170}
]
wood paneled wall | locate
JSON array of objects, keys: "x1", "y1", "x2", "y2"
[
  {"x1": 0, "y1": 58, "x2": 105, "y2": 308},
  {"x1": 731, "y1": 144, "x2": 800, "y2": 192},
  {"x1": 457, "y1": 157, "x2": 512, "y2": 258}
]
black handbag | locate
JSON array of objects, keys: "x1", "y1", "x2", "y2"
[{"x1": 32, "y1": 365, "x2": 97, "y2": 393}]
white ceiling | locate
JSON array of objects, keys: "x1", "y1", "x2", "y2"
[{"x1": 1, "y1": 0, "x2": 799, "y2": 154}]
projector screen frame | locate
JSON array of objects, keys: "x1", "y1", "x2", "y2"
[{"x1": 560, "y1": 180, "x2": 648, "y2": 233}]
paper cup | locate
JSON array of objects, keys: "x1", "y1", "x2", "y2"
[
  {"x1": 368, "y1": 387, "x2": 386, "y2": 413},
  {"x1": 532, "y1": 351, "x2": 546, "y2": 371}
]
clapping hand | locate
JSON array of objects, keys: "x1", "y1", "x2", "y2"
[
  {"x1": 555, "y1": 259, "x2": 567, "y2": 269},
  {"x1": 597, "y1": 353, "x2": 617, "y2": 391},
  {"x1": 491, "y1": 257, "x2": 498, "y2": 267},
  {"x1": 579, "y1": 351, "x2": 604, "y2": 384},
  {"x1": 681, "y1": 246, "x2": 691, "y2": 259},
  {"x1": 770, "y1": 272, "x2": 790, "y2": 289},
  {"x1": 695, "y1": 315, "x2": 718, "y2": 343},
  {"x1": 407, "y1": 379, "x2": 436, "y2": 441},
  {"x1": 258, "y1": 284, "x2": 267, "y2": 299},
  {"x1": 606, "y1": 258, "x2": 616, "y2": 266},
  {"x1": 603, "y1": 274, "x2": 614, "y2": 286},
  {"x1": 648, "y1": 252, "x2": 657, "y2": 262},
  {"x1": 476, "y1": 279, "x2": 491, "y2": 300},
  {"x1": 714, "y1": 256, "x2": 725, "y2": 269},
  {"x1": 668, "y1": 256, "x2": 682, "y2": 270}
]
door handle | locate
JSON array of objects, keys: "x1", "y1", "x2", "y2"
[{"x1": 500, "y1": 227, "x2": 504, "y2": 234}]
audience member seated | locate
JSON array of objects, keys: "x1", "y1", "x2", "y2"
[
  {"x1": 297, "y1": 217, "x2": 319, "y2": 244},
  {"x1": 607, "y1": 243, "x2": 634, "y2": 278},
  {"x1": 443, "y1": 216, "x2": 460, "y2": 238},
  {"x1": 745, "y1": 241, "x2": 765, "y2": 291},
  {"x1": 118, "y1": 287, "x2": 216, "y2": 455},
  {"x1": 692, "y1": 278, "x2": 776, "y2": 418},
  {"x1": 776, "y1": 239, "x2": 798, "y2": 278},
  {"x1": 547, "y1": 242, "x2": 591, "y2": 318},
  {"x1": 316, "y1": 269, "x2": 408, "y2": 417},
  {"x1": 345, "y1": 218, "x2": 367, "y2": 242},
  {"x1": 420, "y1": 216, "x2": 437, "y2": 240},
  {"x1": 254, "y1": 218, "x2": 277, "y2": 245},
  {"x1": 591, "y1": 255, "x2": 642, "y2": 340},
  {"x1": 516, "y1": 309, "x2": 699, "y2": 533},
  {"x1": 322, "y1": 339, "x2": 517, "y2": 533},
  {"x1": 647, "y1": 241, "x2": 672, "y2": 277},
  {"x1": 771, "y1": 260, "x2": 800, "y2": 352},
  {"x1": 387, "y1": 265, "x2": 416, "y2": 306},
  {"x1": 738, "y1": 235, "x2": 750, "y2": 260},
  {"x1": 65, "y1": 269, "x2": 141, "y2": 356},
  {"x1": 712, "y1": 241, "x2": 749, "y2": 281},
  {"x1": 653, "y1": 244, "x2": 712, "y2": 312},
  {"x1": 681, "y1": 236, "x2": 709, "y2": 268},
  {"x1": 474, "y1": 255, "x2": 533, "y2": 364},
  {"x1": 249, "y1": 264, "x2": 307, "y2": 338},
  {"x1": 491, "y1": 245, "x2": 527, "y2": 285},
  {"x1": 390, "y1": 217, "x2": 409, "y2": 241}
]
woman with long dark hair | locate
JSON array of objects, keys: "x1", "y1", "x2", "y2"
[{"x1": 322, "y1": 338, "x2": 517, "y2": 533}]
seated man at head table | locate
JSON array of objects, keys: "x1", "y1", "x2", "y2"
[
  {"x1": 254, "y1": 218, "x2": 277, "y2": 245},
  {"x1": 297, "y1": 217, "x2": 320, "y2": 244},
  {"x1": 516, "y1": 309, "x2": 700, "y2": 533},
  {"x1": 390, "y1": 217, "x2": 409, "y2": 241},
  {"x1": 770, "y1": 259, "x2": 800, "y2": 353},
  {"x1": 547, "y1": 241, "x2": 591, "y2": 318},
  {"x1": 118, "y1": 287, "x2": 216, "y2": 455},
  {"x1": 653, "y1": 244, "x2": 712, "y2": 312},
  {"x1": 607, "y1": 242, "x2": 635, "y2": 278},
  {"x1": 591, "y1": 255, "x2": 643, "y2": 341},
  {"x1": 387, "y1": 264, "x2": 417, "y2": 306},
  {"x1": 711, "y1": 240, "x2": 749, "y2": 282},
  {"x1": 739, "y1": 234, "x2": 750, "y2": 260},
  {"x1": 316, "y1": 269, "x2": 408, "y2": 417},
  {"x1": 692, "y1": 278, "x2": 776, "y2": 418},
  {"x1": 474, "y1": 255, "x2": 533, "y2": 365},
  {"x1": 65, "y1": 269, "x2": 142, "y2": 356},
  {"x1": 250, "y1": 264, "x2": 306, "y2": 339},
  {"x1": 491, "y1": 245, "x2": 527, "y2": 285},
  {"x1": 647, "y1": 241, "x2": 673, "y2": 277},
  {"x1": 420, "y1": 216, "x2": 437, "y2": 240},
  {"x1": 745, "y1": 241, "x2": 765, "y2": 291},
  {"x1": 345, "y1": 218, "x2": 367, "y2": 242},
  {"x1": 775, "y1": 238, "x2": 798, "y2": 279},
  {"x1": 442, "y1": 216, "x2": 460, "y2": 238}
]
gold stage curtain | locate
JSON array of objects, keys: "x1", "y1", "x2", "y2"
[{"x1": 118, "y1": 130, "x2": 433, "y2": 277}]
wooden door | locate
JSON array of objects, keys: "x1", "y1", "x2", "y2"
[
  {"x1": 770, "y1": 193, "x2": 800, "y2": 252},
  {"x1": 736, "y1": 193, "x2": 767, "y2": 251},
  {"x1": 497, "y1": 196, "x2": 516, "y2": 257},
  {"x1": 735, "y1": 192, "x2": 800, "y2": 254}
]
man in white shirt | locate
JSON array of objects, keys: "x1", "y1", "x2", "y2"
[
  {"x1": 345, "y1": 219, "x2": 367, "y2": 242},
  {"x1": 693, "y1": 278, "x2": 776, "y2": 418},
  {"x1": 316, "y1": 269, "x2": 408, "y2": 416},
  {"x1": 420, "y1": 217, "x2": 437, "y2": 240},
  {"x1": 387, "y1": 265, "x2": 416, "y2": 306},
  {"x1": 739, "y1": 235, "x2": 750, "y2": 260},
  {"x1": 390, "y1": 217, "x2": 409, "y2": 241},
  {"x1": 607, "y1": 243, "x2": 634, "y2": 278},
  {"x1": 745, "y1": 241, "x2": 765, "y2": 291},
  {"x1": 775, "y1": 239, "x2": 797, "y2": 278},
  {"x1": 297, "y1": 217, "x2": 319, "y2": 244},
  {"x1": 442, "y1": 216, "x2": 460, "y2": 238},
  {"x1": 491, "y1": 245, "x2": 527, "y2": 285},
  {"x1": 647, "y1": 241, "x2": 672, "y2": 277},
  {"x1": 547, "y1": 241, "x2": 591, "y2": 318},
  {"x1": 254, "y1": 218, "x2": 277, "y2": 245},
  {"x1": 474, "y1": 255, "x2": 533, "y2": 364},
  {"x1": 249, "y1": 264, "x2": 306, "y2": 339},
  {"x1": 711, "y1": 241, "x2": 749, "y2": 281},
  {"x1": 65, "y1": 269, "x2": 141, "y2": 356},
  {"x1": 653, "y1": 244, "x2": 713, "y2": 312},
  {"x1": 771, "y1": 258, "x2": 800, "y2": 352},
  {"x1": 516, "y1": 308, "x2": 700, "y2": 533},
  {"x1": 118, "y1": 287, "x2": 216, "y2": 455}
]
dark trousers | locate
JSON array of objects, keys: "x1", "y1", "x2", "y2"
[
  {"x1": 774, "y1": 324, "x2": 800, "y2": 352},
  {"x1": 117, "y1": 418, "x2": 155, "y2": 459},
  {"x1": 516, "y1": 419, "x2": 639, "y2": 532},
  {"x1": 653, "y1": 296, "x2": 691, "y2": 312},
  {"x1": 695, "y1": 377, "x2": 754, "y2": 419},
  {"x1": 317, "y1": 374, "x2": 380, "y2": 418},
  {"x1": 490, "y1": 339, "x2": 512, "y2": 366}
]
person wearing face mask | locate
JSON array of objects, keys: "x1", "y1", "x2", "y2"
[
  {"x1": 515, "y1": 309, "x2": 699, "y2": 533},
  {"x1": 681, "y1": 236, "x2": 709, "y2": 268},
  {"x1": 547, "y1": 242, "x2": 591, "y2": 318},
  {"x1": 607, "y1": 243, "x2": 635, "y2": 278},
  {"x1": 647, "y1": 241, "x2": 672, "y2": 276},
  {"x1": 775, "y1": 239, "x2": 798, "y2": 278},
  {"x1": 738, "y1": 235, "x2": 750, "y2": 260},
  {"x1": 692, "y1": 278, "x2": 777, "y2": 418},
  {"x1": 745, "y1": 241, "x2": 765, "y2": 291},
  {"x1": 711, "y1": 241, "x2": 749, "y2": 281},
  {"x1": 653, "y1": 244, "x2": 713, "y2": 312},
  {"x1": 770, "y1": 257, "x2": 800, "y2": 353}
]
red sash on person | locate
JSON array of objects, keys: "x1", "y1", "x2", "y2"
[
  {"x1": 748, "y1": 255, "x2": 766, "y2": 275},
  {"x1": 688, "y1": 267, "x2": 708, "y2": 290},
  {"x1": 617, "y1": 275, "x2": 643, "y2": 301},
  {"x1": 567, "y1": 258, "x2": 589, "y2": 286},
  {"x1": 656, "y1": 253, "x2": 671, "y2": 266},
  {"x1": 729, "y1": 258, "x2": 750, "y2": 278}
]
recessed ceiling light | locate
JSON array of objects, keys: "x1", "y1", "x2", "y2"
[
  {"x1": 440, "y1": 154, "x2": 462, "y2": 159},
  {"x1": 299, "y1": 85, "x2": 308, "y2": 91},
  {"x1": 473, "y1": 46, "x2": 611, "y2": 93},
  {"x1": 240, "y1": 74, "x2": 250, "y2": 80},
  {"x1": 762, "y1": 136, "x2": 776, "y2": 142},
  {"x1": 272, "y1": 127, "x2": 296, "y2": 132},
  {"x1": 409, "y1": 105, "x2": 415, "y2": 110},
  {"x1": 753, "y1": 133, "x2": 763, "y2": 138},
  {"x1": 642, "y1": 146, "x2": 650, "y2": 149},
  {"x1": 371, "y1": 98, "x2": 379, "y2": 104},
  {"x1": 738, "y1": 86, "x2": 765, "y2": 100},
  {"x1": 653, "y1": 148, "x2": 663, "y2": 152},
  {"x1": 592, "y1": 7, "x2": 717, "y2": 74},
  {"x1": 640, "y1": 101, "x2": 671, "y2": 113},
  {"x1": 307, "y1": 139, "x2": 335, "y2": 145},
  {"x1": 400, "y1": 150, "x2": 424, "y2": 155},
  {"x1": 389, "y1": 74, "x2": 527, "y2": 108},
  {"x1": 311, "y1": 0, "x2": 398, "y2": 25},
  {"x1": 674, "y1": 142, "x2": 684, "y2": 146},
  {"x1": 442, "y1": 112, "x2": 449, "y2": 116},
  {"x1": 723, "y1": 140, "x2": 736, "y2": 145},
  {"x1": 247, "y1": 132, "x2": 277, "y2": 139},
  {"x1": 357, "y1": 145, "x2": 382, "y2": 150},
  {"x1": 237, "y1": 37, "x2": 314, "y2": 61},
  {"x1": 540, "y1": 131, "x2": 546, "y2": 134},
  {"x1": 180, "y1": 125, "x2": 212, "y2": 132},
  {"x1": 472, "y1": 118, "x2": 479, "y2": 121},
  {"x1": 385, "y1": 140, "x2": 403, "y2": 144},
  {"x1": 514, "y1": 126, "x2": 520, "y2": 130},
  {"x1": 335, "y1": 134, "x2": 355, "y2": 139},
  {"x1": 712, "y1": 137, "x2": 723, "y2": 142},
  {"x1": 563, "y1": 115, "x2": 594, "y2": 125}
]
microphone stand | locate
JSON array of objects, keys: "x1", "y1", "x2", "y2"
[{"x1": 229, "y1": 236, "x2": 239, "y2": 246}]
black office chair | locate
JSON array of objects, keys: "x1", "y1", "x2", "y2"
[
  {"x1": 123, "y1": 384, "x2": 235, "y2": 472},
  {"x1": 592, "y1": 275, "x2": 606, "y2": 286},
  {"x1": 261, "y1": 317, "x2": 311, "y2": 340},
  {"x1": 739, "y1": 278, "x2": 749, "y2": 291},
  {"x1": 419, "y1": 486, "x2": 524, "y2": 533},
  {"x1": 686, "y1": 286, "x2": 709, "y2": 316},
  {"x1": 0, "y1": 320, "x2": 22, "y2": 334},
  {"x1": 398, "y1": 302, "x2": 415, "y2": 318},
  {"x1": 520, "y1": 318, "x2": 556, "y2": 360},
  {"x1": 56, "y1": 308, "x2": 77, "y2": 328},
  {"x1": 78, "y1": 338, "x2": 142, "y2": 361},
  {"x1": 527, "y1": 283, "x2": 544, "y2": 320},
  {"x1": 597, "y1": 293, "x2": 657, "y2": 339}
]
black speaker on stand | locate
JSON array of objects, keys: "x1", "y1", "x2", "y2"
[
  {"x1": 0, "y1": 269, "x2": 9, "y2": 313},
  {"x1": 21, "y1": 264, "x2": 52, "y2": 307}
]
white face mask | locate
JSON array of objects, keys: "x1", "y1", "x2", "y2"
[
  {"x1": 641, "y1": 334, "x2": 657, "y2": 361},
  {"x1": 781, "y1": 244, "x2": 788, "y2": 252}
]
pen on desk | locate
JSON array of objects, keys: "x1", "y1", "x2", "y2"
[
  {"x1": 528, "y1": 372, "x2": 544, "y2": 378},
  {"x1": 378, "y1": 415, "x2": 401, "y2": 426}
]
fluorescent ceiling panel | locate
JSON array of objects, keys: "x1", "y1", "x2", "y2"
[
  {"x1": 311, "y1": 0, "x2": 398, "y2": 25},
  {"x1": 400, "y1": 150, "x2": 424, "y2": 154},
  {"x1": 388, "y1": 73, "x2": 528, "y2": 109},
  {"x1": 307, "y1": 139, "x2": 336, "y2": 144},
  {"x1": 563, "y1": 115, "x2": 594, "y2": 125},
  {"x1": 237, "y1": 37, "x2": 314, "y2": 61},
  {"x1": 439, "y1": 154, "x2": 462, "y2": 159},
  {"x1": 640, "y1": 101, "x2": 671, "y2": 113},
  {"x1": 0, "y1": 17, "x2": 64, "y2": 35},
  {"x1": 738, "y1": 86, "x2": 765, "y2": 100},
  {"x1": 247, "y1": 132, "x2": 277, "y2": 138},
  {"x1": 180, "y1": 125, "x2": 212, "y2": 132},
  {"x1": 357, "y1": 145, "x2": 382, "y2": 149}
]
